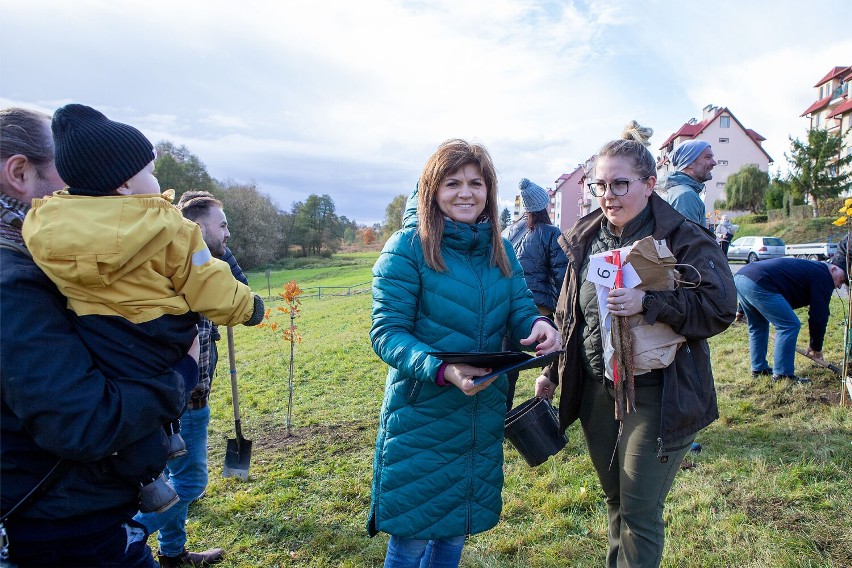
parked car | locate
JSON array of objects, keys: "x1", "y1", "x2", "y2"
[{"x1": 727, "y1": 236, "x2": 786, "y2": 263}]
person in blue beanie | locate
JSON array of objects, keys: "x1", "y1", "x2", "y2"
[
  {"x1": 501, "y1": 178, "x2": 567, "y2": 411},
  {"x1": 735, "y1": 257, "x2": 847, "y2": 384},
  {"x1": 660, "y1": 139, "x2": 716, "y2": 227}
]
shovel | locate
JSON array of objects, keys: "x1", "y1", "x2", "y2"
[
  {"x1": 769, "y1": 331, "x2": 842, "y2": 375},
  {"x1": 223, "y1": 326, "x2": 252, "y2": 480},
  {"x1": 794, "y1": 346, "x2": 842, "y2": 375}
]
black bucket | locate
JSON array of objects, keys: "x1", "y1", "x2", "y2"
[{"x1": 505, "y1": 397, "x2": 567, "y2": 467}]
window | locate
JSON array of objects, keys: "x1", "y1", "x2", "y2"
[
  {"x1": 719, "y1": 137, "x2": 729, "y2": 143},
  {"x1": 716, "y1": 182, "x2": 725, "y2": 188},
  {"x1": 720, "y1": 116, "x2": 731, "y2": 128},
  {"x1": 718, "y1": 160, "x2": 728, "y2": 166}
]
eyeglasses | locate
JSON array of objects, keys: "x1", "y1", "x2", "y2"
[{"x1": 586, "y1": 176, "x2": 649, "y2": 197}]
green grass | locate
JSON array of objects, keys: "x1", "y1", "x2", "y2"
[
  {"x1": 246, "y1": 254, "x2": 374, "y2": 299},
  {"x1": 158, "y1": 253, "x2": 852, "y2": 567}
]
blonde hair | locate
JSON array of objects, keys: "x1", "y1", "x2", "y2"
[
  {"x1": 417, "y1": 139, "x2": 510, "y2": 276},
  {"x1": 592, "y1": 120, "x2": 657, "y2": 179}
]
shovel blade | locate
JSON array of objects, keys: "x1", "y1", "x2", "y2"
[{"x1": 223, "y1": 437, "x2": 252, "y2": 480}]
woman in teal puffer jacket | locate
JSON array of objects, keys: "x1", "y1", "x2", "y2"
[{"x1": 368, "y1": 139, "x2": 561, "y2": 567}]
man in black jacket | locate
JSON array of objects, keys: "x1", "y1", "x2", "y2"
[{"x1": 0, "y1": 107, "x2": 192, "y2": 567}]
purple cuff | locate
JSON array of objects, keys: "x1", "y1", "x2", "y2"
[
  {"x1": 436, "y1": 363, "x2": 448, "y2": 386},
  {"x1": 533, "y1": 316, "x2": 557, "y2": 330}
]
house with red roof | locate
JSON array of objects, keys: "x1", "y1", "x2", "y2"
[
  {"x1": 800, "y1": 65, "x2": 852, "y2": 181},
  {"x1": 657, "y1": 105, "x2": 772, "y2": 219}
]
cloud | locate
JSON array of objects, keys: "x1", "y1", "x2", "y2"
[{"x1": 2, "y1": 0, "x2": 849, "y2": 225}]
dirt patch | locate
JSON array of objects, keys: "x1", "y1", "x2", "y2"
[{"x1": 252, "y1": 420, "x2": 372, "y2": 451}]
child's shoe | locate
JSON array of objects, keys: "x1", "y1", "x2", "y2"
[
  {"x1": 167, "y1": 432, "x2": 187, "y2": 460},
  {"x1": 139, "y1": 473, "x2": 179, "y2": 513}
]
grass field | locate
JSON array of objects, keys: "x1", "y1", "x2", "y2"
[{"x1": 160, "y1": 253, "x2": 852, "y2": 567}]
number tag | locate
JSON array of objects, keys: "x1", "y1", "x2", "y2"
[
  {"x1": 588, "y1": 255, "x2": 616, "y2": 287},
  {"x1": 587, "y1": 254, "x2": 643, "y2": 289}
]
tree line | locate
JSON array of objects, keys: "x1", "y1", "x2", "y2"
[{"x1": 155, "y1": 141, "x2": 366, "y2": 269}]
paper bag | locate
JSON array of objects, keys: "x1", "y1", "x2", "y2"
[{"x1": 623, "y1": 237, "x2": 685, "y2": 372}]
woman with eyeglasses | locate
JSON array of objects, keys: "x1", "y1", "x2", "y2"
[{"x1": 534, "y1": 121, "x2": 736, "y2": 567}]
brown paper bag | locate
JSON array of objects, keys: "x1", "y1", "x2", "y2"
[{"x1": 624, "y1": 237, "x2": 685, "y2": 371}]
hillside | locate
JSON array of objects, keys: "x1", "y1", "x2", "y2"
[{"x1": 730, "y1": 215, "x2": 848, "y2": 245}]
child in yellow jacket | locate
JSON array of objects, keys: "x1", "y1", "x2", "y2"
[{"x1": 23, "y1": 104, "x2": 265, "y2": 513}]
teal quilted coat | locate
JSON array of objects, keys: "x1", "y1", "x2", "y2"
[{"x1": 367, "y1": 205, "x2": 542, "y2": 539}]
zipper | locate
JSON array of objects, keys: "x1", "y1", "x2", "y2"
[
  {"x1": 684, "y1": 345, "x2": 702, "y2": 401},
  {"x1": 467, "y1": 396, "x2": 477, "y2": 536},
  {"x1": 707, "y1": 258, "x2": 729, "y2": 301}
]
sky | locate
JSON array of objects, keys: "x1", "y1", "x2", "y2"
[{"x1": 2, "y1": 0, "x2": 850, "y2": 226}]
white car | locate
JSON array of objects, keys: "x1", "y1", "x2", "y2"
[{"x1": 727, "y1": 236, "x2": 786, "y2": 263}]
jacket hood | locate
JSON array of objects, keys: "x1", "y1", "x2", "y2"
[
  {"x1": 23, "y1": 190, "x2": 184, "y2": 288},
  {"x1": 402, "y1": 184, "x2": 419, "y2": 229},
  {"x1": 662, "y1": 171, "x2": 704, "y2": 193},
  {"x1": 560, "y1": 193, "x2": 686, "y2": 254}
]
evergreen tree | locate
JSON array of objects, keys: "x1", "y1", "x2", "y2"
[
  {"x1": 500, "y1": 207, "x2": 512, "y2": 230},
  {"x1": 786, "y1": 128, "x2": 852, "y2": 218}
]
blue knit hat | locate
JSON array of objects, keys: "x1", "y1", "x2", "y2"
[
  {"x1": 519, "y1": 178, "x2": 549, "y2": 212},
  {"x1": 671, "y1": 140, "x2": 710, "y2": 171}
]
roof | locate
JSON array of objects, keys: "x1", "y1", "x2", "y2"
[
  {"x1": 745, "y1": 129, "x2": 765, "y2": 142},
  {"x1": 813, "y1": 66, "x2": 851, "y2": 88},
  {"x1": 553, "y1": 164, "x2": 585, "y2": 191},
  {"x1": 658, "y1": 106, "x2": 772, "y2": 163},
  {"x1": 801, "y1": 96, "x2": 832, "y2": 117},
  {"x1": 827, "y1": 98, "x2": 852, "y2": 119}
]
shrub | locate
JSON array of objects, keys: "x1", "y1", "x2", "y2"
[{"x1": 733, "y1": 213, "x2": 767, "y2": 224}]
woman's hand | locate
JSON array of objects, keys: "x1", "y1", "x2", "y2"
[
  {"x1": 607, "y1": 288, "x2": 645, "y2": 317},
  {"x1": 442, "y1": 363, "x2": 495, "y2": 396},
  {"x1": 519, "y1": 319, "x2": 561, "y2": 356},
  {"x1": 535, "y1": 374, "x2": 556, "y2": 401}
]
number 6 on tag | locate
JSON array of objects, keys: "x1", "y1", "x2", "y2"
[{"x1": 587, "y1": 256, "x2": 617, "y2": 287}]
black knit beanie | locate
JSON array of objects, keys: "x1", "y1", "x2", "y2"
[{"x1": 52, "y1": 104, "x2": 155, "y2": 195}]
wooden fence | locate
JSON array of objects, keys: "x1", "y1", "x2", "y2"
[{"x1": 263, "y1": 282, "x2": 371, "y2": 301}]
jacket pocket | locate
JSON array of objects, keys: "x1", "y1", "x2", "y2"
[{"x1": 405, "y1": 380, "x2": 423, "y2": 405}]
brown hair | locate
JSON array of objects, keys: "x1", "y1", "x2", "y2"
[
  {"x1": 176, "y1": 190, "x2": 223, "y2": 222},
  {"x1": 417, "y1": 139, "x2": 510, "y2": 276},
  {"x1": 0, "y1": 107, "x2": 55, "y2": 178},
  {"x1": 526, "y1": 208, "x2": 552, "y2": 231}
]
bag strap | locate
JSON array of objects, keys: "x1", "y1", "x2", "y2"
[{"x1": 0, "y1": 459, "x2": 70, "y2": 525}]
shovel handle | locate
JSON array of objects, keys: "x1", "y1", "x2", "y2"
[
  {"x1": 226, "y1": 327, "x2": 243, "y2": 438},
  {"x1": 794, "y1": 346, "x2": 841, "y2": 375}
]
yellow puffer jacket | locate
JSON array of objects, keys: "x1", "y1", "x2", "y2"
[{"x1": 23, "y1": 190, "x2": 255, "y2": 326}]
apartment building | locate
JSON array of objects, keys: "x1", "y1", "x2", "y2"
[{"x1": 800, "y1": 65, "x2": 852, "y2": 177}]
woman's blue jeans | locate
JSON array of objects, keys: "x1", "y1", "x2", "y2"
[
  {"x1": 384, "y1": 535, "x2": 466, "y2": 568},
  {"x1": 735, "y1": 274, "x2": 801, "y2": 376}
]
